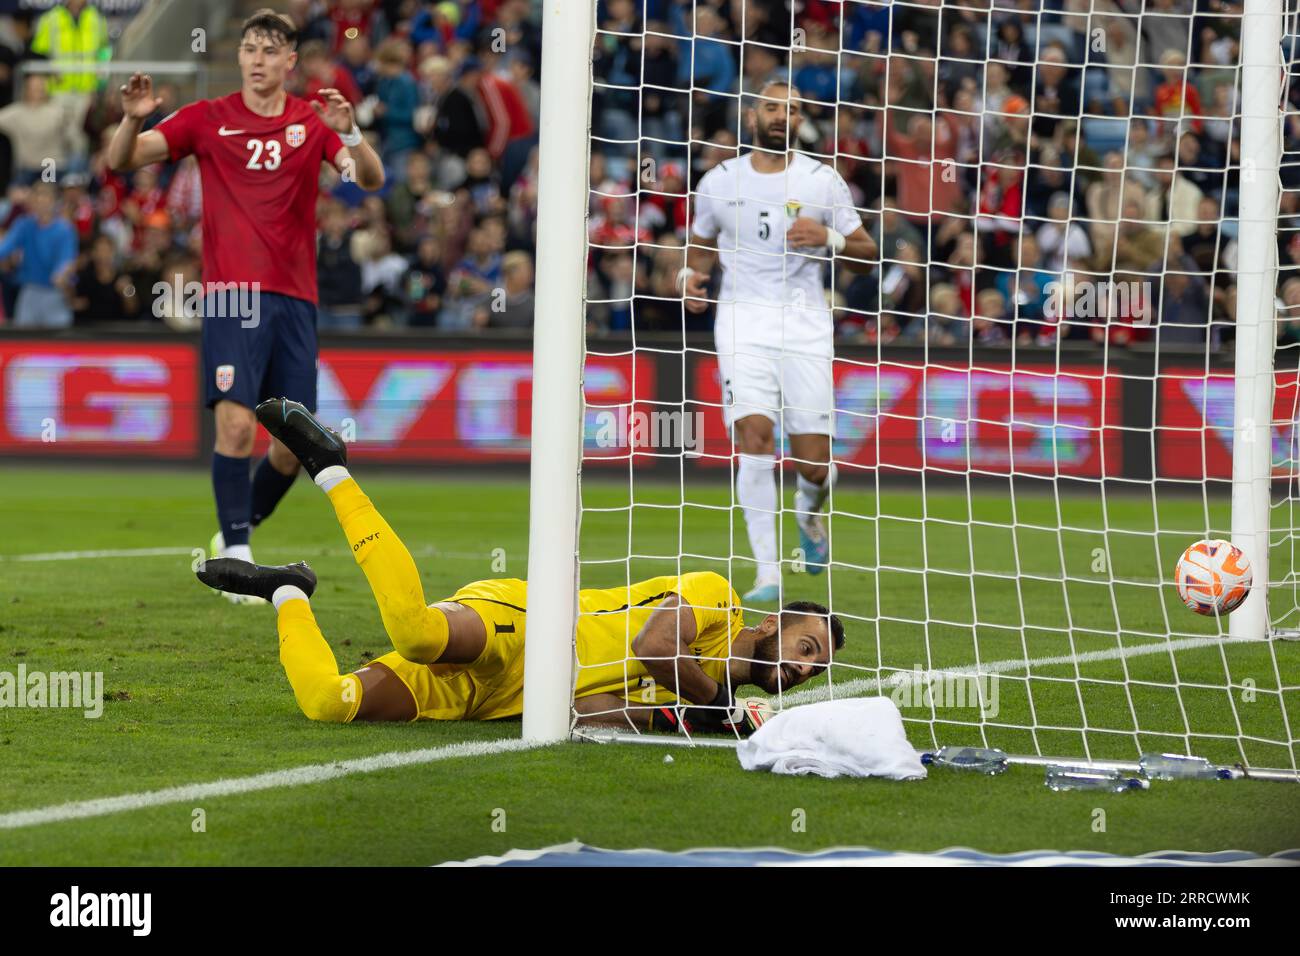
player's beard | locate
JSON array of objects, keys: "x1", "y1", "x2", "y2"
[
  {"x1": 750, "y1": 632, "x2": 787, "y2": 693},
  {"x1": 755, "y1": 116, "x2": 789, "y2": 153}
]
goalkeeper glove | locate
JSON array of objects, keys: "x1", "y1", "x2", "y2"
[
  {"x1": 651, "y1": 687, "x2": 774, "y2": 737},
  {"x1": 729, "y1": 697, "x2": 775, "y2": 734},
  {"x1": 680, "y1": 682, "x2": 734, "y2": 733}
]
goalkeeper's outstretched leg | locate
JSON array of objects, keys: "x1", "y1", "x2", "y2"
[
  {"x1": 254, "y1": 397, "x2": 488, "y2": 667},
  {"x1": 197, "y1": 551, "x2": 488, "y2": 723},
  {"x1": 202, "y1": 397, "x2": 493, "y2": 723}
]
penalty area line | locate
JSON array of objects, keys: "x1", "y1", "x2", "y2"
[{"x1": 0, "y1": 737, "x2": 540, "y2": 831}]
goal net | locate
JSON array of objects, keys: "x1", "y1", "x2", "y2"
[{"x1": 547, "y1": 0, "x2": 1299, "y2": 774}]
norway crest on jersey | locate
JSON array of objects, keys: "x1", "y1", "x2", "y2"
[
  {"x1": 215, "y1": 364, "x2": 235, "y2": 392},
  {"x1": 286, "y1": 124, "x2": 306, "y2": 148}
]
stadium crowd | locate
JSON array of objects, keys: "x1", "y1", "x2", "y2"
[{"x1": 0, "y1": 0, "x2": 1288, "y2": 351}]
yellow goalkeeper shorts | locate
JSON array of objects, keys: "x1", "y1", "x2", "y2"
[{"x1": 374, "y1": 579, "x2": 531, "y2": 721}]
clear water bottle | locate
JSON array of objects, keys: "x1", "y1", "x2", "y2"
[
  {"x1": 1045, "y1": 765, "x2": 1150, "y2": 792},
  {"x1": 923, "y1": 746, "x2": 1009, "y2": 775},
  {"x1": 1138, "y1": 753, "x2": 1228, "y2": 780}
]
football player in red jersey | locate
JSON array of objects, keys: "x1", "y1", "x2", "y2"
[{"x1": 106, "y1": 9, "x2": 384, "y2": 604}]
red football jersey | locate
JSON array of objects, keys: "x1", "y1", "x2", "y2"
[{"x1": 154, "y1": 92, "x2": 345, "y2": 304}]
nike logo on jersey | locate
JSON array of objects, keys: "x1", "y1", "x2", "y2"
[{"x1": 217, "y1": 126, "x2": 247, "y2": 136}]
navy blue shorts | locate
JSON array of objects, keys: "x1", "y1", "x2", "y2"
[{"x1": 202, "y1": 289, "x2": 318, "y2": 412}]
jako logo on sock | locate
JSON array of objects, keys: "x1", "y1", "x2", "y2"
[
  {"x1": 49, "y1": 886, "x2": 151, "y2": 936},
  {"x1": 353, "y1": 532, "x2": 381, "y2": 552}
]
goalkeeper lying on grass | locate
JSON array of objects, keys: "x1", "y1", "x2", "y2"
[{"x1": 196, "y1": 398, "x2": 845, "y2": 734}]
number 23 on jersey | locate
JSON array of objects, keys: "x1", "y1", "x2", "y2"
[{"x1": 245, "y1": 137, "x2": 282, "y2": 170}]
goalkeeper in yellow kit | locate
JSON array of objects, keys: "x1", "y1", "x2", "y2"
[{"x1": 196, "y1": 399, "x2": 845, "y2": 733}]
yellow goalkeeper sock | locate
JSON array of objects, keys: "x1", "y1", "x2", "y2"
[
  {"x1": 277, "y1": 598, "x2": 361, "y2": 723},
  {"x1": 325, "y1": 477, "x2": 449, "y2": 665}
]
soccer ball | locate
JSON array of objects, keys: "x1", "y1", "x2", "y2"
[{"x1": 1175, "y1": 539, "x2": 1252, "y2": 616}]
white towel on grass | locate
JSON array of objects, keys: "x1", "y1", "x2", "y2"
[{"x1": 737, "y1": 697, "x2": 927, "y2": 780}]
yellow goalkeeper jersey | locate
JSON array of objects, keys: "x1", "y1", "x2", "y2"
[
  {"x1": 577, "y1": 572, "x2": 748, "y2": 707},
  {"x1": 573, "y1": 571, "x2": 745, "y2": 704},
  {"x1": 369, "y1": 571, "x2": 744, "y2": 720}
]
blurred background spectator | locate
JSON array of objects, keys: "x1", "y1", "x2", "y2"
[{"x1": 0, "y1": 181, "x2": 77, "y2": 327}]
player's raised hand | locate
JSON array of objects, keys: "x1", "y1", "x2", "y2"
[
  {"x1": 683, "y1": 269, "x2": 710, "y2": 313},
  {"x1": 120, "y1": 72, "x2": 161, "y2": 120},
  {"x1": 311, "y1": 88, "x2": 355, "y2": 134},
  {"x1": 786, "y1": 217, "x2": 829, "y2": 249}
]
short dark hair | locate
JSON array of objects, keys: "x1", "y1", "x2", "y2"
[
  {"x1": 781, "y1": 600, "x2": 845, "y2": 651},
  {"x1": 241, "y1": 9, "x2": 297, "y2": 49}
]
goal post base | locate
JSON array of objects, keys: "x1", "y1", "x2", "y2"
[
  {"x1": 570, "y1": 729, "x2": 1300, "y2": 782},
  {"x1": 571, "y1": 727, "x2": 740, "y2": 750}
]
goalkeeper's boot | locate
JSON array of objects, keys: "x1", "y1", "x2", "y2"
[
  {"x1": 797, "y1": 513, "x2": 829, "y2": 576},
  {"x1": 207, "y1": 530, "x2": 266, "y2": 605},
  {"x1": 254, "y1": 398, "x2": 347, "y2": 479},
  {"x1": 196, "y1": 557, "x2": 318, "y2": 604},
  {"x1": 743, "y1": 580, "x2": 780, "y2": 604}
]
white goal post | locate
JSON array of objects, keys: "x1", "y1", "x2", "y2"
[
  {"x1": 521, "y1": 0, "x2": 597, "y2": 744},
  {"x1": 1231, "y1": 0, "x2": 1282, "y2": 643},
  {"x1": 523, "y1": 0, "x2": 1299, "y2": 777}
]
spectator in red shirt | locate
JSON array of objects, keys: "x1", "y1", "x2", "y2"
[
  {"x1": 1154, "y1": 50, "x2": 1203, "y2": 134},
  {"x1": 977, "y1": 153, "x2": 1026, "y2": 261},
  {"x1": 457, "y1": 57, "x2": 534, "y2": 160},
  {"x1": 328, "y1": 0, "x2": 386, "y2": 54},
  {"x1": 639, "y1": 161, "x2": 687, "y2": 238},
  {"x1": 122, "y1": 164, "x2": 166, "y2": 250},
  {"x1": 61, "y1": 174, "x2": 96, "y2": 241},
  {"x1": 300, "y1": 40, "x2": 362, "y2": 104},
  {"x1": 886, "y1": 111, "x2": 962, "y2": 223}
]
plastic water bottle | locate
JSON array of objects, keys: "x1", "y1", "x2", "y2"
[
  {"x1": 1138, "y1": 753, "x2": 1228, "y2": 780},
  {"x1": 923, "y1": 746, "x2": 1009, "y2": 775},
  {"x1": 1045, "y1": 765, "x2": 1150, "y2": 792}
]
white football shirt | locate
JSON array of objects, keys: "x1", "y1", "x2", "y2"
[{"x1": 692, "y1": 152, "x2": 863, "y2": 356}]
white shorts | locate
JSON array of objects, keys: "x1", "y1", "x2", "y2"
[{"x1": 716, "y1": 346, "x2": 834, "y2": 436}]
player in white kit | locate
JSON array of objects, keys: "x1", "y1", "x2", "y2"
[{"x1": 681, "y1": 81, "x2": 876, "y2": 602}]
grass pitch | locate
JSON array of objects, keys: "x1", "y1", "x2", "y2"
[{"x1": 0, "y1": 465, "x2": 1296, "y2": 865}]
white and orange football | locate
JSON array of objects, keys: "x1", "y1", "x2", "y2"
[{"x1": 1175, "y1": 539, "x2": 1252, "y2": 616}]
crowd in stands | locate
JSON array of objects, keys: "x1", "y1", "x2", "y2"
[
  {"x1": 0, "y1": 0, "x2": 542, "y2": 332},
  {"x1": 0, "y1": 0, "x2": 1290, "y2": 352},
  {"x1": 594, "y1": 0, "x2": 1264, "y2": 349}
]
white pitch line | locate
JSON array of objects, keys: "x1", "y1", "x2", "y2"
[
  {"x1": 0, "y1": 737, "x2": 540, "y2": 831},
  {"x1": 0, "y1": 544, "x2": 485, "y2": 562},
  {"x1": 0, "y1": 547, "x2": 195, "y2": 562},
  {"x1": 781, "y1": 635, "x2": 1269, "y2": 706}
]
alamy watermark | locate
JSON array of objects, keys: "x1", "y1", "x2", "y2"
[
  {"x1": 50, "y1": 886, "x2": 151, "y2": 936},
  {"x1": 592, "y1": 407, "x2": 705, "y2": 453},
  {"x1": 151, "y1": 275, "x2": 262, "y2": 328},
  {"x1": 0, "y1": 666, "x2": 104, "y2": 718},
  {"x1": 889, "y1": 665, "x2": 1000, "y2": 718},
  {"x1": 1043, "y1": 279, "x2": 1153, "y2": 324}
]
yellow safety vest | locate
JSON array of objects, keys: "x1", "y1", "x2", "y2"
[{"x1": 31, "y1": 5, "x2": 112, "y2": 94}]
